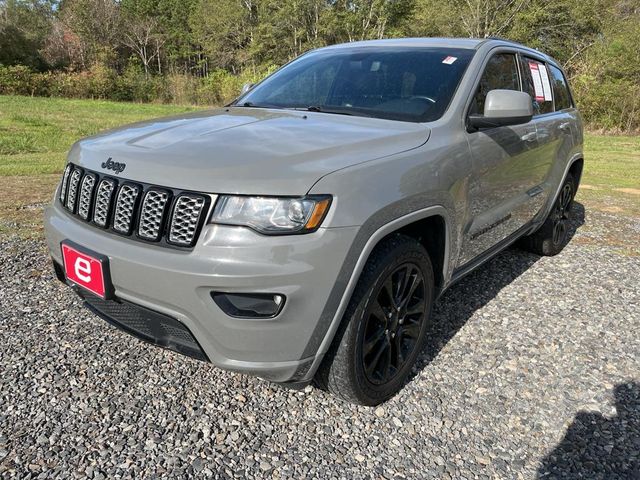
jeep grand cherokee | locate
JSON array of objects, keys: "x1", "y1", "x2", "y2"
[{"x1": 45, "y1": 38, "x2": 583, "y2": 405}]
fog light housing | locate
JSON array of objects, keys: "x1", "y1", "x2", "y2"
[{"x1": 211, "y1": 292, "x2": 285, "y2": 318}]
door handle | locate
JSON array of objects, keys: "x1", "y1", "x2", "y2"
[
  {"x1": 521, "y1": 132, "x2": 537, "y2": 142},
  {"x1": 559, "y1": 122, "x2": 571, "y2": 131}
]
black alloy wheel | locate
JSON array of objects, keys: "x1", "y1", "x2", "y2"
[
  {"x1": 518, "y1": 172, "x2": 577, "y2": 256},
  {"x1": 552, "y1": 181, "x2": 574, "y2": 246},
  {"x1": 362, "y1": 263, "x2": 427, "y2": 385},
  {"x1": 315, "y1": 234, "x2": 434, "y2": 405}
]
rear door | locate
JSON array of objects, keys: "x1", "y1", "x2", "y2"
[
  {"x1": 540, "y1": 63, "x2": 580, "y2": 192},
  {"x1": 518, "y1": 56, "x2": 573, "y2": 214},
  {"x1": 460, "y1": 50, "x2": 543, "y2": 266}
]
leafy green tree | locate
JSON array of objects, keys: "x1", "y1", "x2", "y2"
[
  {"x1": 0, "y1": 0, "x2": 56, "y2": 70},
  {"x1": 190, "y1": 0, "x2": 256, "y2": 73}
]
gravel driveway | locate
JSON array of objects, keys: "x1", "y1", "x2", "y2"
[{"x1": 1, "y1": 203, "x2": 639, "y2": 479}]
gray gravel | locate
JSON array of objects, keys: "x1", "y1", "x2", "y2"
[{"x1": 1, "y1": 204, "x2": 639, "y2": 479}]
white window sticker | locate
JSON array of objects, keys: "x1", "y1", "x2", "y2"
[
  {"x1": 442, "y1": 56, "x2": 457, "y2": 65},
  {"x1": 538, "y1": 64, "x2": 553, "y2": 101},
  {"x1": 528, "y1": 62, "x2": 545, "y2": 102}
]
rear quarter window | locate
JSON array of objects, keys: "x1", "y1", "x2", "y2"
[{"x1": 548, "y1": 64, "x2": 573, "y2": 111}]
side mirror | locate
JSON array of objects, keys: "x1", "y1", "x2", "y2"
[
  {"x1": 468, "y1": 89, "x2": 533, "y2": 130},
  {"x1": 241, "y1": 83, "x2": 254, "y2": 95}
]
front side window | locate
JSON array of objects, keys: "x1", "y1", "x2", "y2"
[
  {"x1": 520, "y1": 57, "x2": 554, "y2": 115},
  {"x1": 548, "y1": 64, "x2": 572, "y2": 111},
  {"x1": 469, "y1": 53, "x2": 520, "y2": 115},
  {"x1": 237, "y1": 47, "x2": 475, "y2": 122}
]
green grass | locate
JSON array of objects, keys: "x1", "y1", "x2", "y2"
[
  {"x1": 582, "y1": 134, "x2": 640, "y2": 190},
  {"x1": 0, "y1": 95, "x2": 198, "y2": 176},
  {"x1": 0, "y1": 95, "x2": 638, "y2": 231},
  {"x1": 1, "y1": 95, "x2": 638, "y2": 187}
]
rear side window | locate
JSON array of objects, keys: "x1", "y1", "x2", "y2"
[
  {"x1": 470, "y1": 53, "x2": 520, "y2": 115},
  {"x1": 520, "y1": 57, "x2": 553, "y2": 115},
  {"x1": 548, "y1": 64, "x2": 572, "y2": 111}
]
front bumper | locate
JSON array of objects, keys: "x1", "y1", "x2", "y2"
[{"x1": 45, "y1": 202, "x2": 359, "y2": 382}]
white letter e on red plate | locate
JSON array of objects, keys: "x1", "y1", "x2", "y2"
[{"x1": 74, "y1": 257, "x2": 92, "y2": 283}]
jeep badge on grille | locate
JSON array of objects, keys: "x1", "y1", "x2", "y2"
[{"x1": 101, "y1": 157, "x2": 126, "y2": 174}]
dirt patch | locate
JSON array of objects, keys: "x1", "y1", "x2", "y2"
[
  {"x1": 0, "y1": 175, "x2": 59, "y2": 238},
  {"x1": 580, "y1": 184, "x2": 601, "y2": 190},
  {"x1": 614, "y1": 187, "x2": 640, "y2": 195},
  {"x1": 599, "y1": 206, "x2": 624, "y2": 213}
]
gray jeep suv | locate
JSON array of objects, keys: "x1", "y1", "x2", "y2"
[{"x1": 45, "y1": 38, "x2": 583, "y2": 405}]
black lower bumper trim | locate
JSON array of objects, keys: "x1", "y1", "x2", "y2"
[
  {"x1": 80, "y1": 290, "x2": 209, "y2": 362},
  {"x1": 53, "y1": 258, "x2": 209, "y2": 362}
]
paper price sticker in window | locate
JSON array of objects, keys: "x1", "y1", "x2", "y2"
[
  {"x1": 442, "y1": 56, "x2": 457, "y2": 65},
  {"x1": 538, "y1": 64, "x2": 553, "y2": 101},
  {"x1": 528, "y1": 62, "x2": 545, "y2": 102}
]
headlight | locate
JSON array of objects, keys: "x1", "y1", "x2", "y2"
[{"x1": 210, "y1": 195, "x2": 331, "y2": 234}]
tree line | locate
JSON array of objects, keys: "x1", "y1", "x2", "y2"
[{"x1": 1, "y1": 0, "x2": 639, "y2": 131}]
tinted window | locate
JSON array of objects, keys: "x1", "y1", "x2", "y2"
[
  {"x1": 238, "y1": 47, "x2": 475, "y2": 122},
  {"x1": 520, "y1": 57, "x2": 553, "y2": 115},
  {"x1": 470, "y1": 53, "x2": 520, "y2": 115},
  {"x1": 548, "y1": 64, "x2": 572, "y2": 111}
]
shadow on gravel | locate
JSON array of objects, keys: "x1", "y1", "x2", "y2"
[
  {"x1": 412, "y1": 201, "x2": 585, "y2": 376},
  {"x1": 537, "y1": 382, "x2": 640, "y2": 479}
]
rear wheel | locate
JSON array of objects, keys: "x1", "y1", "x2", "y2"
[
  {"x1": 315, "y1": 234, "x2": 434, "y2": 405},
  {"x1": 519, "y1": 173, "x2": 576, "y2": 256}
]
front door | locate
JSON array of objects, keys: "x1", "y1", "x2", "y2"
[{"x1": 460, "y1": 51, "x2": 544, "y2": 266}]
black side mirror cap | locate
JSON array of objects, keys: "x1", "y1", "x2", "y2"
[{"x1": 467, "y1": 113, "x2": 533, "y2": 132}]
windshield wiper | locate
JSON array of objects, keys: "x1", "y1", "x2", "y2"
[
  {"x1": 292, "y1": 105, "x2": 376, "y2": 117},
  {"x1": 235, "y1": 102, "x2": 282, "y2": 109},
  {"x1": 304, "y1": 105, "x2": 354, "y2": 116}
]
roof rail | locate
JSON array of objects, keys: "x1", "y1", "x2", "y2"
[
  {"x1": 485, "y1": 36, "x2": 527, "y2": 47},
  {"x1": 481, "y1": 36, "x2": 558, "y2": 65}
]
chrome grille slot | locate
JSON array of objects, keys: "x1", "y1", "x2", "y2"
[
  {"x1": 93, "y1": 178, "x2": 116, "y2": 227},
  {"x1": 66, "y1": 168, "x2": 82, "y2": 212},
  {"x1": 57, "y1": 165, "x2": 207, "y2": 249},
  {"x1": 138, "y1": 190, "x2": 170, "y2": 240},
  {"x1": 59, "y1": 164, "x2": 73, "y2": 203},
  {"x1": 77, "y1": 173, "x2": 97, "y2": 220},
  {"x1": 169, "y1": 195, "x2": 206, "y2": 246},
  {"x1": 113, "y1": 184, "x2": 140, "y2": 234}
]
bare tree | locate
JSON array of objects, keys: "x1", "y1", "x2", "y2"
[
  {"x1": 459, "y1": 0, "x2": 530, "y2": 38},
  {"x1": 121, "y1": 16, "x2": 166, "y2": 78},
  {"x1": 51, "y1": 0, "x2": 121, "y2": 67},
  {"x1": 42, "y1": 19, "x2": 87, "y2": 69}
]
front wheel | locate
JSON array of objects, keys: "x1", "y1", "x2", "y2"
[
  {"x1": 315, "y1": 234, "x2": 434, "y2": 405},
  {"x1": 519, "y1": 173, "x2": 576, "y2": 256}
]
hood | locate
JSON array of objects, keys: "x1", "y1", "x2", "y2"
[{"x1": 70, "y1": 107, "x2": 430, "y2": 195}]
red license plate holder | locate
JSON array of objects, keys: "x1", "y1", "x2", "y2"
[{"x1": 61, "y1": 241, "x2": 113, "y2": 299}]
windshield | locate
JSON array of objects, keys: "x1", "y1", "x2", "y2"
[{"x1": 236, "y1": 47, "x2": 475, "y2": 122}]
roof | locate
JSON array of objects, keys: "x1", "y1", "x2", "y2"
[
  {"x1": 325, "y1": 37, "x2": 484, "y2": 50},
  {"x1": 321, "y1": 37, "x2": 559, "y2": 67}
]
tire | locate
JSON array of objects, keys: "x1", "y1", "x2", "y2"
[
  {"x1": 519, "y1": 173, "x2": 576, "y2": 256},
  {"x1": 315, "y1": 234, "x2": 434, "y2": 406}
]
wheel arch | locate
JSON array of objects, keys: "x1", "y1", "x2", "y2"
[
  {"x1": 568, "y1": 156, "x2": 584, "y2": 191},
  {"x1": 306, "y1": 206, "x2": 452, "y2": 380}
]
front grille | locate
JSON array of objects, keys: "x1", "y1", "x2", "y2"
[
  {"x1": 58, "y1": 164, "x2": 212, "y2": 248},
  {"x1": 77, "y1": 173, "x2": 97, "y2": 220},
  {"x1": 59, "y1": 164, "x2": 73, "y2": 203},
  {"x1": 93, "y1": 179, "x2": 116, "y2": 227},
  {"x1": 169, "y1": 195, "x2": 207, "y2": 246},
  {"x1": 113, "y1": 184, "x2": 140, "y2": 234},
  {"x1": 66, "y1": 169, "x2": 82, "y2": 212},
  {"x1": 138, "y1": 190, "x2": 170, "y2": 240}
]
